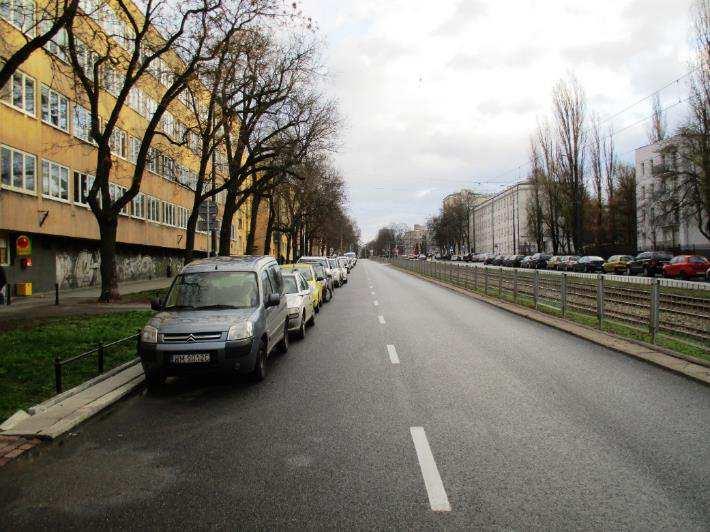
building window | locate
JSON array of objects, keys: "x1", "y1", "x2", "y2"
[
  {"x1": 108, "y1": 183, "x2": 129, "y2": 215},
  {"x1": 41, "y1": 159, "x2": 69, "y2": 201},
  {"x1": 162, "y1": 201, "x2": 175, "y2": 226},
  {"x1": 0, "y1": 67, "x2": 35, "y2": 116},
  {"x1": 73, "y1": 171, "x2": 95, "y2": 206},
  {"x1": 128, "y1": 136, "x2": 140, "y2": 163},
  {"x1": 146, "y1": 196, "x2": 160, "y2": 222},
  {"x1": 40, "y1": 85, "x2": 69, "y2": 131},
  {"x1": 73, "y1": 104, "x2": 93, "y2": 143},
  {"x1": 41, "y1": 23, "x2": 68, "y2": 61},
  {"x1": 1, "y1": 0, "x2": 35, "y2": 34},
  {"x1": 1, "y1": 145, "x2": 36, "y2": 193},
  {"x1": 0, "y1": 235, "x2": 8, "y2": 265},
  {"x1": 131, "y1": 192, "x2": 145, "y2": 219},
  {"x1": 109, "y1": 127, "x2": 126, "y2": 158}
]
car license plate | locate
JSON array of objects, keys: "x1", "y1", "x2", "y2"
[{"x1": 172, "y1": 353, "x2": 211, "y2": 364}]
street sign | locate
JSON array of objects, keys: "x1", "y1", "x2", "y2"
[{"x1": 16, "y1": 235, "x2": 31, "y2": 256}]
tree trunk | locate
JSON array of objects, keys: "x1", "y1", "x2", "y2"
[
  {"x1": 263, "y1": 196, "x2": 275, "y2": 257},
  {"x1": 245, "y1": 193, "x2": 262, "y2": 254},
  {"x1": 218, "y1": 188, "x2": 239, "y2": 256},
  {"x1": 184, "y1": 208, "x2": 201, "y2": 264},
  {"x1": 98, "y1": 217, "x2": 119, "y2": 302}
]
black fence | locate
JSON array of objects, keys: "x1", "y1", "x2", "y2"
[{"x1": 53, "y1": 334, "x2": 140, "y2": 394}]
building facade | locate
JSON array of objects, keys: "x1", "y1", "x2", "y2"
[
  {"x1": 635, "y1": 140, "x2": 709, "y2": 253},
  {"x1": 0, "y1": 0, "x2": 251, "y2": 294},
  {"x1": 402, "y1": 224, "x2": 428, "y2": 255},
  {"x1": 471, "y1": 182, "x2": 544, "y2": 254}
]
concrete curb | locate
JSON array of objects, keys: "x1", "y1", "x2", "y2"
[
  {"x1": 388, "y1": 264, "x2": 710, "y2": 386},
  {"x1": 29, "y1": 358, "x2": 140, "y2": 415},
  {"x1": 2, "y1": 363, "x2": 145, "y2": 440}
]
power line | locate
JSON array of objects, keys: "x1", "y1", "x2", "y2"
[{"x1": 479, "y1": 68, "x2": 696, "y2": 187}]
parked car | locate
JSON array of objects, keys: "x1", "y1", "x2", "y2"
[
  {"x1": 626, "y1": 251, "x2": 672, "y2": 276},
  {"x1": 707, "y1": 266, "x2": 710, "y2": 282},
  {"x1": 282, "y1": 271, "x2": 315, "y2": 339},
  {"x1": 574, "y1": 255, "x2": 605, "y2": 273},
  {"x1": 662, "y1": 255, "x2": 710, "y2": 280},
  {"x1": 343, "y1": 251, "x2": 357, "y2": 267},
  {"x1": 505, "y1": 254, "x2": 526, "y2": 267},
  {"x1": 602, "y1": 255, "x2": 635, "y2": 274},
  {"x1": 139, "y1": 256, "x2": 289, "y2": 387},
  {"x1": 281, "y1": 263, "x2": 323, "y2": 311},
  {"x1": 520, "y1": 255, "x2": 533, "y2": 268},
  {"x1": 528, "y1": 253, "x2": 551, "y2": 269},
  {"x1": 330, "y1": 257, "x2": 348, "y2": 284},
  {"x1": 310, "y1": 263, "x2": 331, "y2": 303},
  {"x1": 559, "y1": 256, "x2": 580, "y2": 271},
  {"x1": 336, "y1": 257, "x2": 351, "y2": 280},
  {"x1": 547, "y1": 255, "x2": 564, "y2": 270},
  {"x1": 483, "y1": 253, "x2": 497, "y2": 265},
  {"x1": 298, "y1": 256, "x2": 336, "y2": 299}
]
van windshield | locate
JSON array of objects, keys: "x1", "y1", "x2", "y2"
[{"x1": 164, "y1": 271, "x2": 259, "y2": 310}]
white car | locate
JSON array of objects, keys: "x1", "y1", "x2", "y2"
[
  {"x1": 337, "y1": 257, "x2": 351, "y2": 277},
  {"x1": 282, "y1": 271, "x2": 315, "y2": 339},
  {"x1": 328, "y1": 258, "x2": 346, "y2": 286}
]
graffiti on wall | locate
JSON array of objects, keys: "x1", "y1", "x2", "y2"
[{"x1": 56, "y1": 250, "x2": 183, "y2": 289}]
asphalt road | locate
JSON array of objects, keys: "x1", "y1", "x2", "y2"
[{"x1": 1, "y1": 260, "x2": 709, "y2": 530}]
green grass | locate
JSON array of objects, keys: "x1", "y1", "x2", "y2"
[
  {"x1": 0, "y1": 311, "x2": 153, "y2": 423},
  {"x1": 395, "y1": 264, "x2": 710, "y2": 364},
  {"x1": 119, "y1": 288, "x2": 168, "y2": 303}
]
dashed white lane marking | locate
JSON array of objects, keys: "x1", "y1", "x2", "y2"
[
  {"x1": 386, "y1": 344, "x2": 399, "y2": 364},
  {"x1": 373, "y1": 300, "x2": 379, "y2": 306},
  {"x1": 410, "y1": 427, "x2": 451, "y2": 512},
  {"x1": 371, "y1": 291, "x2": 375, "y2": 295},
  {"x1": 378, "y1": 315, "x2": 386, "y2": 324}
]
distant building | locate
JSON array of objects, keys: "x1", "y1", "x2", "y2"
[
  {"x1": 635, "y1": 139, "x2": 709, "y2": 253},
  {"x1": 471, "y1": 182, "x2": 546, "y2": 254},
  {"x1": 402, "y1": 224, "x2": 428, "y2": 255}
]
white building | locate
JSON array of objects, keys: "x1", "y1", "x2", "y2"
[
  {"x1": 471, "y1": 182, "x2": 546, "y2": 254},
  {"x1": 635, "y1": 140, "x2": 709, "y2": 253}
]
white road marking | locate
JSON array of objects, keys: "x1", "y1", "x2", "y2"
[
  {"x1": 386, "y1": 344, "x2": 399, "y2": 364},
  {"x1": 410, "y1": 427, "x2": 451, "y2": 512},
  {"x1": 373, "y1": 300, "x2": 379, "y2": 306},
  {"x1": 371, "y1": 291, "x2": 376, "y2": 295},
  {"x1": 378, "y1": 315, "x2": 386, "y2": 324}
]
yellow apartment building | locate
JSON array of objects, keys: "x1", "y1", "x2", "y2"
[{"x1": 0, "y1": 0, "x2": 251, "y2": 294}]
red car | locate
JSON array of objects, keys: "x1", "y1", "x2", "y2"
[{"x1": 662, "y1": 255, "x2": 710, "y2": 280}]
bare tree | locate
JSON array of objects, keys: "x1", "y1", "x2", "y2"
[
  {"x1": 526, "y1": 138, "x2": 546, "y2": 252},
  {"x1": 589, "y1": 113, "x2": 604, "y2": 250},
  {"x1": 62, "y1": 0, "x2": 274, "y2": 300},
  {"x1": 0, "y1": 0, "x2": 79, "y2": 88},
  {"x1": 214, "y1": 28, "x2": 336, "y2": 256},
  {"x1": 552, "y1": 75, "x2": 587, "y2": 253},
  {"x1": 647, "y1": 93, "x2": 667, "y2": 144},
  {"x1": 655, "y1": 0, "x2": 710, "y2": 242}
]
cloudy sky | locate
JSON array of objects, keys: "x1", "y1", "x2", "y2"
[{"x1": 299, "y1": 0, "x2": 696, "y2": 241}]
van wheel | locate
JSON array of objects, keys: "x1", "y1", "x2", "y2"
[
  {"x1": 314, "y1": 300, "x2": 320, "y2": 313},
  {"x1": 250, "y1": 341, "x2": 267, "y2": 382},
  {"x1": 297, "y1": 312, "x2": 307, "y2": 339},
  {"x1": 278, "y1": 323, "x2": 289, "y2": 353}
]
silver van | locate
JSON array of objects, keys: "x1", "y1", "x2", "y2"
[{"x1": 139, "y1": 256, "x2": 289, "y2": 387}]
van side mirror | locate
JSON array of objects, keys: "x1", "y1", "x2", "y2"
[
  {"x1": 150, "y1": 298, "x2": 163, "y2": 311},
  {"x1": 265, "y1": 293, "x2": 281, "y2": 308}
]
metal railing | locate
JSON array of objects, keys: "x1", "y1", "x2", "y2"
[
  {"x1": 384, "y1": 257, "x2": 710, "y2": 354},
  {"x1": 53, "y1": 334, "x2": 140, "y2": 394}
]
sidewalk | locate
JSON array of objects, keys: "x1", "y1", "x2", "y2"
[{"x1": 0, "y1": 277, "x2": 172, "y2": 323}]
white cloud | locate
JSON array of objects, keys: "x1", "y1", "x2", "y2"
[{"x1": 300, "y1": 0, "x2": 695, "y2": 241}]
